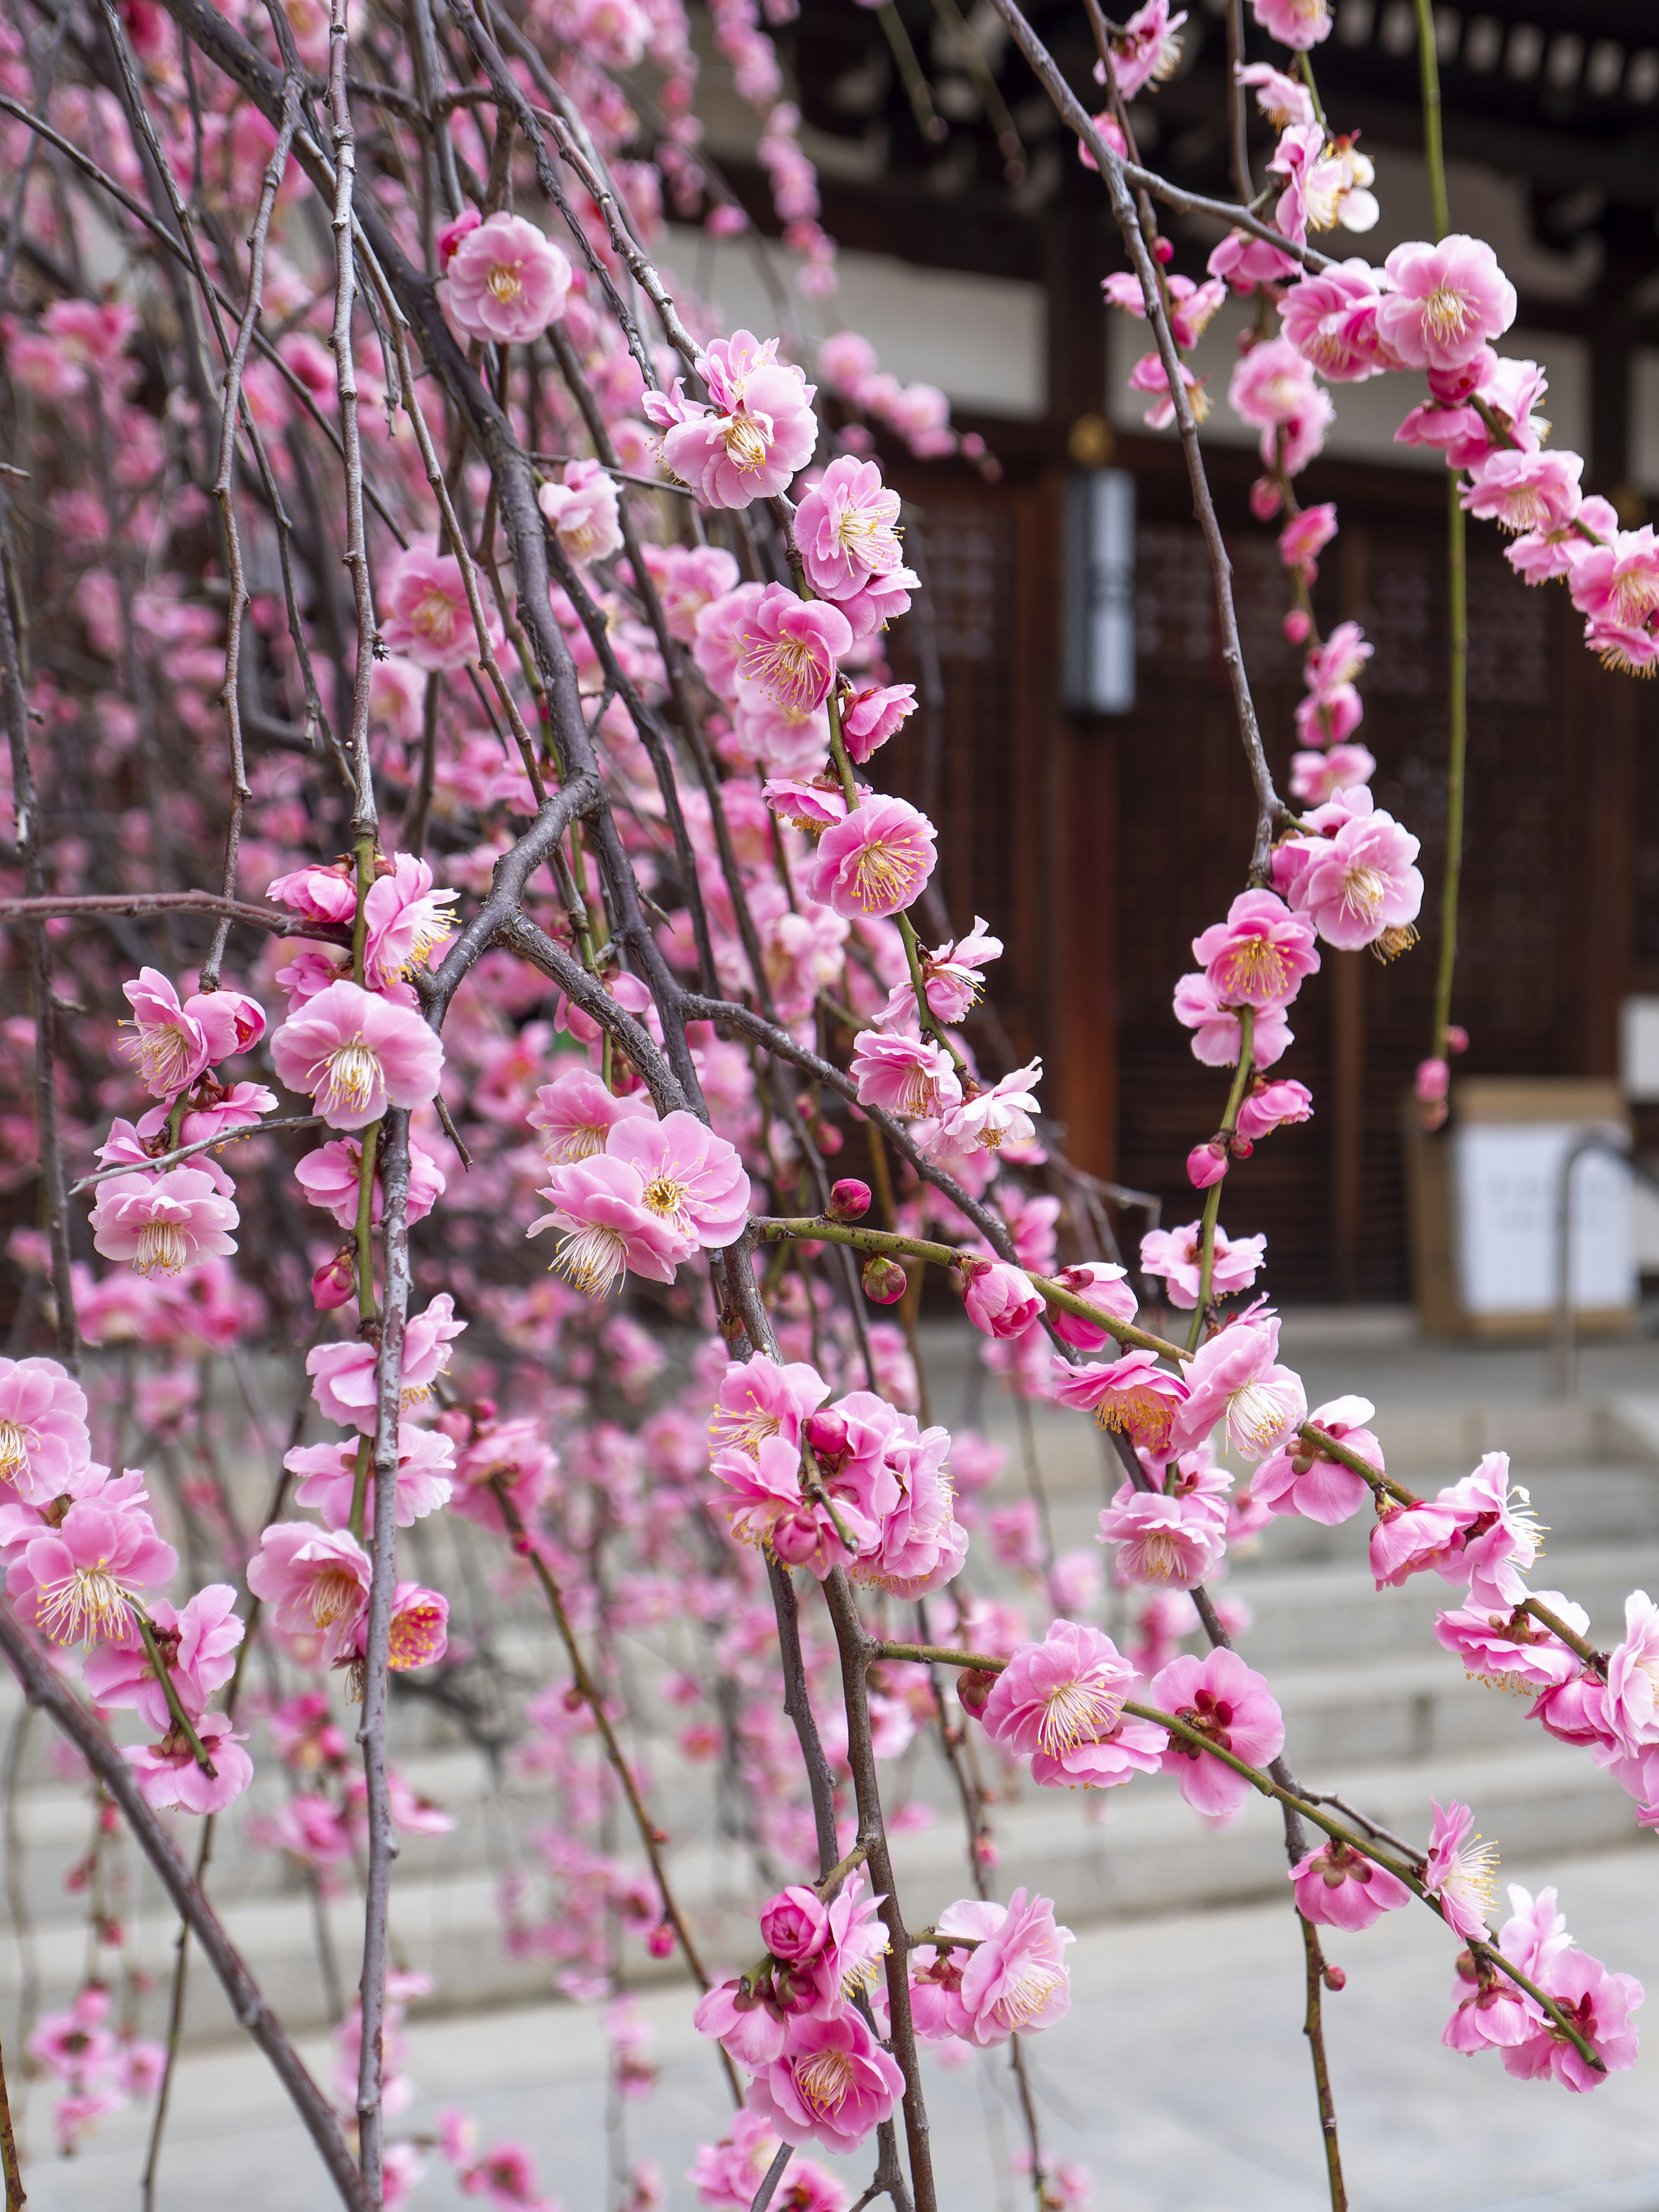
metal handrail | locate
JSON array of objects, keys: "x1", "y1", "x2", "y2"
[{"x1": 1554, "y1": 1128, "x2": 1659, "y2": 1396}]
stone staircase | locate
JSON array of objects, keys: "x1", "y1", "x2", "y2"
[{"x1": 2, "y1": 1353, "x2": 1656, "y2": 2053}]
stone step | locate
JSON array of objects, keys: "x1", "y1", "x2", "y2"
[{"x1": 0, "y1": 1735, "x2": 1636, "y2": 2047}]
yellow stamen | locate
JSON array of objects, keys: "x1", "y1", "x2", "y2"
[
  {"x1": 37, "y1": 1564, "x2": 134, "y2": 1644},
  {"x1": 794, "y1": 2047, "x2": 854, "y2": 2117},
  {"x1": 319, "y1": 1039, "x2": 381, "y2": 1121},
  {"x1": 1037, "y1": 1676, "x2": 1121, "y2": 1755},
  {"x1": 486, "y1": 264, "x2": 523, "y2": 304},
  {"x1": 554, "y1": 1223, "x2": 629, "y2": 1299},
  {"x1": 0, "y1": 1418, "x2": 37, "y2": 1478},
  {"x1": 133, "y1": 1220, "x2": 189, "y2": 1278}
]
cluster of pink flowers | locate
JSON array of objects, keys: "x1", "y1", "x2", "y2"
[{"x1": 708, "y1": 1352, "x2": 967, "y2": 1593}]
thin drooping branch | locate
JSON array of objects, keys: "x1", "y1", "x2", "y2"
[
  {"x1": 199, "y1": 73, "x2": 301, "y2": 990},
  {"x1": 0, "y1": 890, "x2": 349, "y2": 941},
  {"x1": 0, "y1": 1603, "x2": 370, "y2": 2211},
  {"x1": 986, "y1": 0, "x2": 1283, "y2": 878},
  {"x1": 326, "y1": 0, "x2": 378, "y2": 839},
  {"x1": 0, "y1": 492, "x2": 77, "y2": 1372}
]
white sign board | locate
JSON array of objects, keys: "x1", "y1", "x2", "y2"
[{"x1": 1452, "y1": 1121, "x2": 1634, "y2": 1316}]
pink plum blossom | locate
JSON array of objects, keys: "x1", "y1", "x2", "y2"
[
  {"x1": 1278, "y1": 260, "x2": 1387, "y2": 380},
  {"x1": 809, "y1": 796, "x2": 937, "y2": 920},
  {"x1": 528, "y1": 1154, "x2": 699, "y2": 1296},
  {"x1": 1253, "y1": 1394, "x2": 1379, "y2": 1524},
  {"x1": 1290, "y1": 743, "x2": 1376, "y2": 804},
  {"x1": 711, "y1": 1354, "x2": 829, "y2": 1459},
  {"x1": 840, "y1": 683, "x2": 917, "y2": 763},
  {"x1": 653, "y1": 332, "x2": 818, "y2": 508},
  {"x1": 980, "y1": 1620, "x2": 1166, "y2": 1789},
  {"x1": 746, "y1": 2009, "x2": 905, "y2": 2154},
  {"x1": 379, "y1": 546, "x2": 501, "y2": 671},
  {"x1": 1433, "y1": 1592, "x2": 1589, "y2": 1696},
  {"x1": 951, "y1": 1888, "x2": 1075, "y2": 2043},
  {"x1": 1048, "y1": 1262, "x2": 1136, "y2": 1352},
  {"x1": 245, "y1": 1523, "x2": 373, "y2": 1661},
  {"x1": 527, "y1": 1068, "x2": 655, "y2": 1165},
  {"x1": 1291, "y1": 1838, "x2": 1411, "y2": 1930},
  {"x1": 1500, "y1": 1948, "x2": 1643, "y2": 2092},
  {"x1": 1290, "y1": 809, "x2": 1424, "y2": 952},
  {"x1": 91, "y1": 1169, "x2": 239, "y2": 1277},
  {"x1": 1374, "y1": 235, "x2": 1516, "y2": 372},
  {"x1": 960, "y1": 1259, "x2": 1041, "y2": 1341},
  {"x1": 604, "y1": 1111, "x2": 752, "y2": 1250},
  {"x1": 1250, "y1": 0, "x2": 1331, "y2": 49},
  {"x1": 1279, "y1": 502, "x2": 1338, "y2": 582},
  {"x1": 1052, "y1": 1350, "x2": 1189, "y2": 1457},
  {"x1": 0, "y1": 1357, "x2": 93, "y2": 1502},
  {"x1": 362, "y1": 856, "x2": 458, "y2": 989},
  {"x1": 795, "y1": 458, "x2": 904, "y2": 601},
  {"x1": 294, "y1": 1135, "x2": 446, "y2": 1229},
  {"x1": 1235, "y1": 1077, "x2": 1314, "y2": 1144},
  {"x1": 1105, "y1": 0, "x2": 1185, "y2": 99},
  {"x1": 1441, "y1": 1450, "x2": 1545, "y2": 1608},
  {"x1": 1423, "y1": 1799, "x2": 1498, "y2": 1939},
  {"x1": 1097, "y1": 1483, "x2": 1228, "y2": 1587},
  {"x1": 307, "y1": 1294, "x2": 464, "y2": 1431},
  {"x1": 538, "y1": 458, "x2": 623, "y2": 567},
  {"x1": 1463, "y1": 447, "x2": 1583, "y2": 536},
  {"x1": 121, "y1": 968, "x2": 263, "y2": 1095},
  {"x1": 1139, "y1": 1221, "x2": 1266, "y2": 1309},
  {"x1": 692, "y1": 584, "x2": 768, "y2": 700},
  {"x1": 649, "y1": 543, "x2": 741, "y2": 642},
  {"x1": 1605, "y1": 1589, "x2": 1659, "y2": 1755},
  {"x1": 1238, "y1": 60, "x2": 1314, "y2": 127},
  {"x1": 1370, "y1": 1494, "x2": 1465, "y2": 1588},
  {"x1": 930, "y1": 1060, "x2": 1043, "y2": 1156},
  {"x1": 83, "y1": 1584, "x2": 243, "y2": 1729},
  {"x1": 286, "y1": 1424, "x2": 456, "y2": 1529},
  {"x1": 270, "y1": 980, "x2": 445, "y2": 1130},
  {"x1": 129, "y1": 1708, "x2": 253, "y2": 1815},
  {"x1": 443, "y1": 212, "x2": 572, "y2": 344},
  {"x1": 339, "y1": 1580, "x2": 450, "y2": 1677},
  {"x1": 737, "y1": 587, "x2": 851, "y2": 717},
  {"x1": 1150, "y1": 1648, "x2": 1285, "y2": 1822},
  {"x1": 7, "y1": 1497, "x2": 177, "y2": 1644},
  {"x1": 849, "y1": 1032, "x2": 962, "y2": 1120},
  {"x1": 1168, "y1": 1316, "x2": 1306, "y2": 1460},
  {"x1": 1192, "y1": 890, "x2": 1319, "y2": 1011}
]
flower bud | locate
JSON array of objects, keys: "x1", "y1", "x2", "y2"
[
  {"x1": 772, "y1": 1507, "x2": 824, "y2": 1566},
  {"x1": 956, "y1": 1667, "x2": 998, "y2": 1718},
  {"x1": 311, "y1": 1245, "x2": 357, "y2": 1311},
  {"x1": 861, "y1": 1254, "x2": 907, "y2": 1304},
  {"x1": 1186, "y1": 1140, "x2": 1229, "y2": 1191},
  {"x1": 1152, "y1": 235, "x2": 1174, "y2": 264},
  {"x1": 1414, "y1": 1056, "x2": 1449, "y2": 1105},
  {"x1": 645, "y1": 1923, "x2": 676, "y2": 1959},
  {"x1": 1282, "y1": 606, "x2": 1312, "y2": 645},
  {"x1": 816, "y1": 1121, "x2": 844, "y2": 1156},
  {"x1": 1445, "y1": 1024, "x2": 1469, "y2": 1055},
  {"x1": 826, "y1": 1178, "x2": 871, "y2": 1222},
  {"x1": 1228, "y1": 1133, "x2": 1254, "y2": 1159},
  {"x1": 1322, "y1": 1964, "x2": 1347, "y2": 1992},
  {"x1": 804, "y1": 1407, "x2": 849, "y2": 1468}
]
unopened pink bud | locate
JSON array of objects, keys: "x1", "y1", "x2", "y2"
[
  {"x1": 1322, "y1": 1964, "x2": 1347, "y2": 1992},
  {"x1": 1445, "y1": 1024, "x2": 1469, "y2": 1055},
  {"x1": 1414, "y1": 1056, "x2": 1450, "y2": 1104},
  {"x1": 804, "y1": 1408, "x2": 849, "y2": 1465},
  {"x1": 861, "y1": 1254, "x2": 908, "y2": 1304},
  {"x1": 645, "y1": 1923, "x2": 675, "y2": 1959},
  {"x1": 1250, "y1": 474, "x2": 1283, "y2": 522},
  {"x1": 957, "y1": 1667, "x2": 997, "y2": 1718},
  {"x1": 1152, "y1": 235, "x2": 1174, "y2": 264},
  {"x1": 311, "y1": 1246, "x2": 357, "y2": 1311},
  {"x1": 1228, "y1": 1134, "x2": 1254, "y2": 1159},
  {"x1": 1186, "y1": 1141, "x2": 1228, "y2": 1191},
  {"x1": 1283, "y1": 607, "x2": 1312, "y2": 644},
  {"x1": 772, "y1": 1507, "x2": 823, "y2": 1566},
  {"x1": 827, "y1": 1178, "x2": 871, "y2": 1222}
]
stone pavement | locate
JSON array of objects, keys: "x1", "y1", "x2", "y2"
[{"x1": 19, "y1": 1842, "x2": 1659, "y2": 2212}]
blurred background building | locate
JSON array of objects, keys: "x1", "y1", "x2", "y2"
[{"x1": 672, "y1": 0, "x2": 1659, "y2": 1303}]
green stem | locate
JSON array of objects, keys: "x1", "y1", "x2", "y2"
[
  {"x1": 1413, "y1": 0, "x2": 1450, "y2": 238},
  {"x1": 346, "y1": 1433, "x2": 373, "y2": 1549},
  {"x1": 1185, "y1": 1007, "x2": 1255, "y2": 1354},
  {"x1": 1432, "y1": 480, "x2": 1468, "y2": 1064},
  {"x1": 1413, "y1": 0, "x2": 1462, "y2": 1074},
  {"x1": 826, "y1": 697, "x2": 859, "y2": 807},
  {"x1": 1297, "y1": 52, "x2": 1326, "y2": 131},
  {"x1": 350, "y1": 831, "x2": 376, "y2": 987},
  {"x1": 135, "y1": 1611, "x2": 218, "y2": 1778},
  {"x1": 877, "y1": 0, "x2": 946, "y2": 145},
  {"x1": 354, "y1": 1117, "x2": 381, "y2": 1323}
]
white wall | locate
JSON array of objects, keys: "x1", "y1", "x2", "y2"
[{"x1": 659, "y1": 226, "x2": 1048, "y2": 419}]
